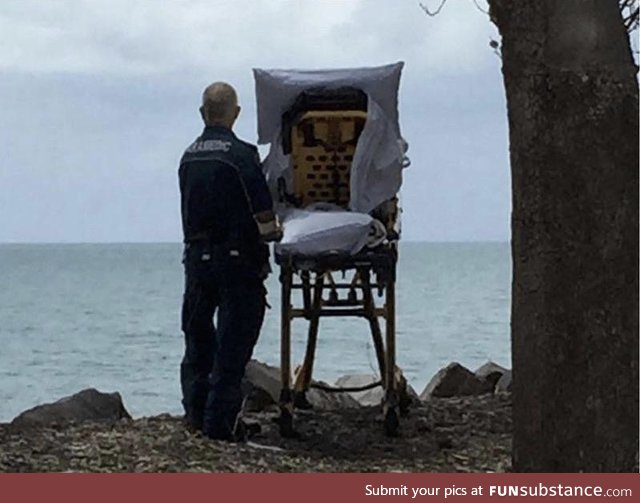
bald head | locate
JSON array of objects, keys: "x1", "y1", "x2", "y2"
[{"x1": 200, "y1": 82, "x2": 240, "y2": 128}]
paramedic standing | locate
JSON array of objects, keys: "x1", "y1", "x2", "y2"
[{"x1": 178, "y1": 82, "x2": 280, "y2": 440}]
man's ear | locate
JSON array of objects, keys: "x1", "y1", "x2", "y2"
[
  {"x1": 235, "y1": 105, "x2": 241, "y2": 119},
  {"x1": 199, "y1": 106, "x2": 206, "y2": 122}
]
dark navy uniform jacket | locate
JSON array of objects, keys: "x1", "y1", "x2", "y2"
[{"x1": 179, "y1": 125, "x2": 273, "y2": 273}]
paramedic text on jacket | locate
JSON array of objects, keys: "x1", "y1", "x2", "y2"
[{"x1": 178, "y1": 81, "x2": 279, "y2": 441}]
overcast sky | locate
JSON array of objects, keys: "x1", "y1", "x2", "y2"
[{"x1": 0, "y1": 0, "x2": 510, "y2": 243}]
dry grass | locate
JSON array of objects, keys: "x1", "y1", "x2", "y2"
[{"x1": 0, "y1": 393, "x2": 511, "y2": 473}]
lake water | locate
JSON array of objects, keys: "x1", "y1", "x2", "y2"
[{"x1": 0, "y1": 242, "x2": 511, "y2": 421}]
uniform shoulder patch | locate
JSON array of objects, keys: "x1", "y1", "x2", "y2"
[{"x1": 186, "y1": 139, "x2": 232, "y2": 153}]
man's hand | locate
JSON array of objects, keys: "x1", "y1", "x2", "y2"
[{"x1": 254, "y1": 210, "x2": 283, "y2": 242}]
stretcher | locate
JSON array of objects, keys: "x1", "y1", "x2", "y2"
[{"x1": 253, "y1": 64, "x2": 411, "y2": 436}]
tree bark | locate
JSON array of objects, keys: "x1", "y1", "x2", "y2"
[{"x1": 489, "y1": 0, "x2": 639, "y2": 472}]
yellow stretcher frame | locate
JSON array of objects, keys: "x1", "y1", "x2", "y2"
[{"x1": 276, "y1": 108, "x2": 410, "y2": 437}]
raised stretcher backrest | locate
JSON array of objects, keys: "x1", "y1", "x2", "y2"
[
  {"x1": 282, "y1": 87, "x2": 399, "y2": 236},
  {"x1": 280, "y1": 87, "x2": 365, "y2": 209},
  {"x1": 290, "y1": 110, "x2": 366, "y2": 209}
]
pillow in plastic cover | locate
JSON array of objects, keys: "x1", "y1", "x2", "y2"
[{"x1": 275, "y1": 208, "x2": 385, "y2": 257}]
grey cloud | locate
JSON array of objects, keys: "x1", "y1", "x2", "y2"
[{"x1": 0, "y1": 0, "x2": 510, "y2": 243}]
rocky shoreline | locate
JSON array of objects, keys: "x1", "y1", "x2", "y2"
[{"x1": 0, "y1": 361, "x2": 513, "y2": 473}]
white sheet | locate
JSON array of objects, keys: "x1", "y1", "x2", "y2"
[
  {"x1": 253, "y1": 62, "x2": 409, "y2": 214},
  {"x1": 275, "y1": 207, "x2": 386, "y2": 257}
]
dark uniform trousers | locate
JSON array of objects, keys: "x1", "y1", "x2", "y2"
[
  {"x1": 180, "y1": 244, "x2": 266, "y2": 440},
  {"x1": 178, "y1": 124, "x2": 273, "y2": 440}
]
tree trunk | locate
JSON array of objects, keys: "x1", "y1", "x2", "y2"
[{"x1": 489, "y1": 0, "x2": 639, "y2": 472}]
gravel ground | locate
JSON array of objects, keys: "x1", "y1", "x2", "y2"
[{"x1": 0, "y1": 393, "x2": 512, "y2": 473}]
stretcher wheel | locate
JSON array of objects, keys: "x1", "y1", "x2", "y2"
[
  {"x1": 294, "y1": 391, "x2": 314, "y2": 410},
  {"x1": 279, "y1": 408, "x2": 296, "y2": 438},
  {"x1": 383, "y1": 407, "x2": 400, "y2": 437},
  {"x1": 399, "y1": 383, "x2": 412, "y2": 417}
]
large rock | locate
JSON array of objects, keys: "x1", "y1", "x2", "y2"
[
  {"x1": 474, "y1": 361, "x2": 509, "y2": 389},
  {"x1": 334, "y1": 374, "x2": 383, "y2": 406},
  {"x1": 494, "y1": 369, "x2": 513, "y2": 393},
  {"x1": 307, "y1": 381, "x2": 361, "y2": 410},
  {"x1": 334, "y1": 372, "x2": 419, "y2": 407},
  {"x1": 11, "y1": 388, "x2": 131, "y2": 428},
  {"x1": 242, "y1": 360, "x2": 282, "y2": 412},
  {"x1": 242, "y1": 360, "x2": 360, "y2": 412},
  {"x1": 420, "y1": 362, "x2": 493, "y2": 400}
]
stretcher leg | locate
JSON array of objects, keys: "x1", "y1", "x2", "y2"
[
  {"x1": 279, "y1": 263, "x2": 296, "y2": 437},
  {"x1": 383, "y1": 276, "x2": 400, "y2": 437},
  {"x1": 360, "y1": 268, "x2": 387, "y2": 381},
  {"x1": 293, "y1": 273, "x2": 325, "y2": 408}
]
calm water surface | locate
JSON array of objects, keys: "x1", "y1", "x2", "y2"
[{"x1": 0, "y1": 242, "x2": 511, "y2": 421}]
